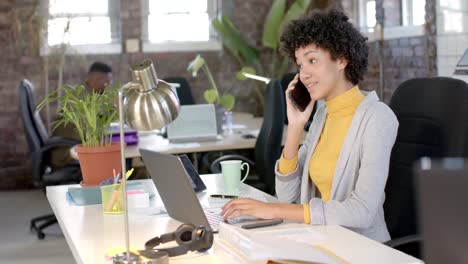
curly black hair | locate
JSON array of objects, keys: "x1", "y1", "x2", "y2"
[
  {"x1": 280, "y1": 9, "x2": 368, "y2": 85},
  {"x1": 89, "y1": 62, "x2": 112, "y2": 74}
]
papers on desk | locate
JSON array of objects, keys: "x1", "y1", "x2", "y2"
[
  {"x1": 215, "y1": 223, "x2": 346, "y2": 264},
  {"x1": 256, "y1": 227, "x2": 326, "y2": 246},
  {"x1": 67, "y1": 186, "x2": 101, "y2": 205}
]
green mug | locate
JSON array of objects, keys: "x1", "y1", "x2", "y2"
[{"x1": 220, "y1": 160, "x2": 250, "y2": 193}]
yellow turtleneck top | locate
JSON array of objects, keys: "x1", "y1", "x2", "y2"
[{"x1": 279, "y1": 86, "x2": 364, "y2": 223}]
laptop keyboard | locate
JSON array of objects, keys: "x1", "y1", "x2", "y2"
[
  {"x1": 204, "y1": 209, "x2": 241, "y2": 230},
  {"x1": 207, "y1": 197, "x2": 233, "y2": 208},
  {"x1": 205, "y1": 196, "x2": 269, "y2": 230}
]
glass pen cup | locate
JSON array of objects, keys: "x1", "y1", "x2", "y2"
[{"x1": 100, "y1": 183, "x2": 125, "y2": 214}]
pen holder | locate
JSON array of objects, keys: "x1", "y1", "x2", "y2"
[{"x1": 100, "y1": 183, "x2": 125, "y2": 214}]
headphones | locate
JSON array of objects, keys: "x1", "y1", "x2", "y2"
[{"x1": 144, "y1": 223, "x2": 213, "y2": 257}]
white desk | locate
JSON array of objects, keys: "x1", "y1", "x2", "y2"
[
  {"x1": 132, "y1": 113, "x2": 263, "y2": 157},
  {"x1": 47, "y1": 175, "x2": 422, "y2": 264},
  {"x1": 70, "y1": 112, "x2": 263, "y2": 159}
]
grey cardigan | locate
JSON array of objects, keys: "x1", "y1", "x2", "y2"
[{"x1": 275, "y1": 91, "x2": 398, "y2": 242}]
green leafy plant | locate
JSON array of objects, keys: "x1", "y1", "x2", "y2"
[
  {"x1": 187, "y1": 54, "x2": 236, "y2": 111},
  {"x1": 38, "y1": 83, "x2": 119, "y2": 147},
  {"x1": 212, "y1": 0, "x2": 312, "y2": 111}
]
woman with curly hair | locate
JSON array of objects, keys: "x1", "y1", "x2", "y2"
[{"x1": 222, "y1": 9, "x2": 398, "y2": 242}]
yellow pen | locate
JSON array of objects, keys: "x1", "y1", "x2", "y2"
[{"x1": 125, "y1": 168, "x2": 134, "y2": 180}]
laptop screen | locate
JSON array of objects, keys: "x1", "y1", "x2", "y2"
[
  {"x1": 166, "y1": 104, "x2": 218, "y2": 140},
  {"x1": 456, "y1": 49, "x2": 468, "y2": 67},
  {"x1": 140, "y1": 149, "x2": 211, "y2": 228}
]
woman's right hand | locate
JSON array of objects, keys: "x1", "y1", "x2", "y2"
[{"x1": 285, "y1": 74, "x2": 315, "y2": 127}]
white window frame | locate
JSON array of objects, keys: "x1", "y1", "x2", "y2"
[
  {"x1": 141, "y1": 0, "x2": 222, "y2": 53},
  {"x1": 358, "y1": 0, "x2": 425, "y2": 42},
  {"x1": 40, "y1": 0, "x2": 122, "y2": 56},
  {"x1": 402, "y1": 0, "x2": 426, "y2": 26},
  {"x1": 358, "y1": 0, "x2": 376, "y2": 32}
]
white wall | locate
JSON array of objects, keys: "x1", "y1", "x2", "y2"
[{"x1": 436, "y1": 0, "x2": 468, "y2": 82}]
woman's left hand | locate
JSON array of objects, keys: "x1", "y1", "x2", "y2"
[{"x1": 221, "y1": 198, "x2": 277, "y2": 220}]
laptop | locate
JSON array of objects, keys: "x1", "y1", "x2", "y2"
[
  {"x1": 415, "y1": 157, "x2": 468, "y2": 263},
  {"x1": 140, "y1": 148, "x2": 283, "y2": 232},
  {"x1": 454, "y1": 48, "x2": 468, "y2": 76},
  {"x1": 166, "y1": 104, "x2": 219, "y2": 143}
]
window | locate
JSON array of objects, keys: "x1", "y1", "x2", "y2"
[
  {"x1": 43, "y1": 0, "x2": 121, "y2": 54},
  {"x1": 440, "y1": 0, "x2": 463, "y2": 33},
  {"x1": 359, "y1": 0, "x2": 376, "y2": 32},
  {"x1": 358, "y1": 0, "x2": 426, "y2": 41},
  {"x1": 365, "y1": 1, "x2": 377, "y2": 29},
  {"x1": 402, "y1": 0, "x2": 426, "y2": 26},
  {"x1": 142, "y1": 0, "x2": 221, "y2": 52}
]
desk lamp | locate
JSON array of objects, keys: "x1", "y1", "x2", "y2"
[{"x1": 113, "y1": 59, "x2": 180, "y2": 264}]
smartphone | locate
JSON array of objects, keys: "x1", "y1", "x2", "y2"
[
  {"x1": 239, "y1": 218, "x2": 283, "y2": 229},
  {"x1": 288, "y1": 72, "x2": 311, "y2": 112},
  {"x1": 210, "y1": 194, "x2": 239, "y2": 199}
]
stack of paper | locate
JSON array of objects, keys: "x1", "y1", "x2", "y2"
[{"x1": 214, "y1": 223, "x2": 347, "y2": 264}]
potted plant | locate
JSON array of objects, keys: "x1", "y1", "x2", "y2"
[
  {"x1": 187, "y1": 54, "x2": 235, "y2": 133},
  {"x1": 38, "y1": 83, "x2": 121, "y2": 186}
]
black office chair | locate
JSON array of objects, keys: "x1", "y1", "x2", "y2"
[
  {"x1": 280, "y1": 72, "x2": 316, "y2": 130},
  {"x1": 19, "y1": 79, "x2": 81, "y2": 239},
  {"x1": 210, "y1": 80, "x2": 286, "y2": 195},
  {"x1": 384, "y1": 77, "x2": 468, "y2": 258},
  {"x1": 163, "y1": 77, "x2": 196, "y2": 105}
]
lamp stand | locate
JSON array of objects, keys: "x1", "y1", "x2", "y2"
[{"x1": 112, "y1": 89, "x2": 168, "y2": 264}]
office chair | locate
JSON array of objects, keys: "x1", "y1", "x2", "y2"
[
  {"x1": 210, "y1": 80, "x2": 286, "y2": 195},
  {"x1": 280, "y1": 72, "x2": 316, "y2": 130},
  {"x1": 19, "y1": 79, "x2": 81, "y2": 239},
  {"x1": 163, "y1": 77, "x2": 196, "y2": 105},
  {"x1": 384, "y1": 77, "x2": 468, "y2": 258}
]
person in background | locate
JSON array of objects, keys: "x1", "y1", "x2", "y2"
[
  {"x1": 85, "y1": 61, "x2": 113, "y2": 94},
  {"x1": 50, "y1": 62, "x2": 113, "y2": 168},
  {"x1": 221, "y1": 9, "x2": 398, "y2": 242}
]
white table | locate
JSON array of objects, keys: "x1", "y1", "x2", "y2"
[
  {"x1": 132, "y1": 113, "x2": 263, "y2": 157},
  {"x1": 70, "y1": 112, "x2": 263, "y2": 159},
  {"x1": 47, "y1": 175, "x2": 423, "y2": 264}
]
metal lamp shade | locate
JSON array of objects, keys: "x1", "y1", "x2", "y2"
[{"x1": 123, "y1": 59, "x2": 180, "y2": 131}]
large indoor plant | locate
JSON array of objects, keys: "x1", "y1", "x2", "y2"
[
  {"x1": 38, "y1": 83, "x2": 121, "y2": 186},
  {"x1": 187, "y1": 54, "x2": 235, "y2": 133},
  {"x1": 212, "y1": 0, "x2": 314, "y2": 113}
]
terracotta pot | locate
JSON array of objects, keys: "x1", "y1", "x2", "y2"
[{"x1": 75, "y1": 142, "x2": 122, "y2": 186}]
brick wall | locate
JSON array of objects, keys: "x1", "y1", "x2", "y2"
[
  {"x1": 0, "y1": 0, "x2": 33, "y2": 188},
  {"x1": 0, "y1": 0, "x2": 272, "y2": 189},
  {"x1": 0, "y1": 0, "x2": 438, "y2": 189},
  {"x1": 360, "y1": 0, "x2": 437, "y2": 102}
]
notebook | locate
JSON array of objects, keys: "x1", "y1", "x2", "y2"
[
  {"x1": 66, "y1": 182, "x2": 146, "y2": 206},
  {"x1": 166, "y1": 104, "x2": 219, "y2": 143}
]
